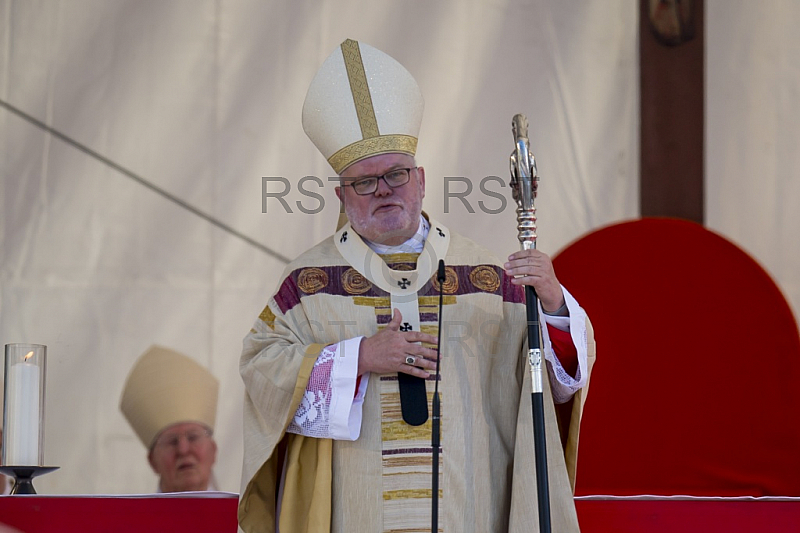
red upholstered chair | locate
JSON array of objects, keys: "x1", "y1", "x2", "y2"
[{"x1": 552, "y1": 218, "x2": 800, "y2": 497}]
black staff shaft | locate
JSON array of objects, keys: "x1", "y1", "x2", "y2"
[{"x1": 525, "y1": 285, "x2": 551, "y2": 533}]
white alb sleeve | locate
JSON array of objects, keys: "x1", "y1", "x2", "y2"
[
  {"x1": 540, "y1": 286, "x2": 589, "y2": 404},
  {"x1": 286, "y1": 337, "x2": 369, "y2": 440}
]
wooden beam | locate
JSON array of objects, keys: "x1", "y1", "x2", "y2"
[{"x1": 640, "y1": 0, "x2": 704, "y2": 223}]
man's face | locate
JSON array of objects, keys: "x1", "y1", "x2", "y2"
[
  {"x1": 147, "y1": 422, "x2": 217, "y2": 493},
  {"x1": 335, "y1": 153, "x2": 425, "y2": 246}
]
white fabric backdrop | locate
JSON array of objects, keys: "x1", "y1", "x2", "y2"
[
  {"x1": 0, "y1": 0, "x2": 793, "y2": 496},
  {"x1": 706, "y1": 0, "x2": 800, "y2": 322}
]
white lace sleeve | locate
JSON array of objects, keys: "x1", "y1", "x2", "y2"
[
  {"x1": 541, "y1": 287, "x2": 589, "y2": 404},
  {"x1": 286, "y1": 337, "x2": 369, "y2": 440}
]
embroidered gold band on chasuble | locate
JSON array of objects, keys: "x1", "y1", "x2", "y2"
[{"x1": 335, "y1": 219, "x2": 450, "y2": 532}]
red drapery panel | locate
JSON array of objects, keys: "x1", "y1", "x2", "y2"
[{"x1": 553, "y1": 218, "x2": 800, "y2": 496}]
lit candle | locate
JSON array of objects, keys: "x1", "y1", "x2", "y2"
[{"x1": 5, "y1": 351, "x2": 40, "y2": 465}]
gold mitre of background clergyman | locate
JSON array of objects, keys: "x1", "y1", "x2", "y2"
[
  {"x1": 119, "y1": 345, "x2": 219, "y2": 449},
  {"x1": 302, "y1": 38, "x2": 424, "y2": 174}
]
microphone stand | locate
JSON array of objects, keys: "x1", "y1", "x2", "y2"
[
  {"x1": 509, "y1": 114, "x2": 551, "y2": 533},
  {"x1": 431, "y1": 259, "x2": 445, "y2": 533}
]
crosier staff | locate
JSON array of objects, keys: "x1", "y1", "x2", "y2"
[{"x1": 509, "y1": 114, "x2": 551, "y2": 533}]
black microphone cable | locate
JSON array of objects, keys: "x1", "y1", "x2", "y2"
[{"x1": 431, "y1": 259, "x2": 445, "y2": 533}]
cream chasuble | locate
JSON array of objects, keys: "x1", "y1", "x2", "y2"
[{"x1": 239, "y1": 219, "x2": 595, "y2": 533}]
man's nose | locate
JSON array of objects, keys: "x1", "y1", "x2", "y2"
[
  {"x1": 374, "y1": 177, "x2": 393, "y2": 196},
  {"x1": 176, "y1": 436, "x2": 192, "y2": 454}
]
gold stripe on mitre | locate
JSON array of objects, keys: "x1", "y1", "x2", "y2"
[
  {"x1": 341, "y1": 39, "x2": 380, "y2": 139},
  {"x1": 328, "y1": 134, "x2": 418, "y2": 174}
]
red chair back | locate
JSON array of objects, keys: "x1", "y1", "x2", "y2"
[{"x1": 553, "y1": 218, "x2": 800, "y2": 496}]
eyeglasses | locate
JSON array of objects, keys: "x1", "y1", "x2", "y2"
[
  {"x1": 343, "y1": 167, "x2": 416, "y2": 195},
  {"x1": 154, "y1": 428, "x2": 212, "y2": 451}
]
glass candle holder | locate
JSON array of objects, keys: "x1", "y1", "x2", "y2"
[{"x1": 2, "y1": 344, "x2": 47, "y2": 466}]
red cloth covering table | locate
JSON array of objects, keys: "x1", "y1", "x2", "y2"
[
  {"x1": 575, "y1": 495, "x2": 800, "y2": 532},
  {"x1": 2, "y1": 493, "x2": 799, "y2": 532},
  {"x1": 0, "y1": 492, "x2": 238, "y2": 533}
]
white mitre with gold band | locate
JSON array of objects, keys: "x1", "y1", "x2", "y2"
[
  {"x1": 302, "y1": 38, "x2": 424, "y2": 174},
  {"x1": 120, "y1": 345, "x2": 219, "y2": 449}
]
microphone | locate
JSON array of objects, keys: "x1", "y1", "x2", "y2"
[{"x1": 432, "y1": 259, "x2": 445, "y2": 533}]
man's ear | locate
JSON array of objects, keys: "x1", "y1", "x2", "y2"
[
  {"x1": 147, "y1": 450, "x2": 158, "y2": 473},
  {"x1": 335, "y1": 185, "x2": 343, "y2": 203},
  {"x1": 417, "y1": 166, "x2": 426, "y2": 199}
]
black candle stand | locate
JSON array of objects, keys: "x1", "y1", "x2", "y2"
[{"x1": 0, "y1": 466, "x2": 59, "y2": 494}]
